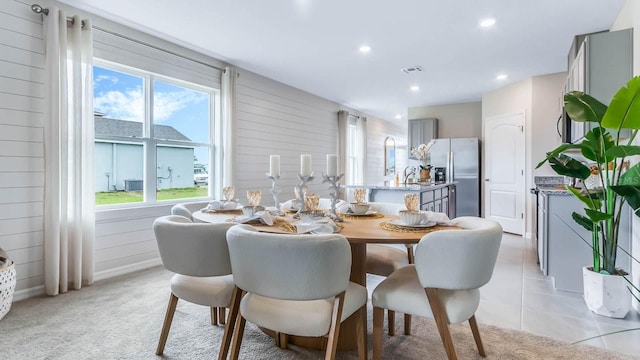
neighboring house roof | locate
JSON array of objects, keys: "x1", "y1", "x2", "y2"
[{"x1": 95, "y1": 117, "x2": 191, "y2": 141}]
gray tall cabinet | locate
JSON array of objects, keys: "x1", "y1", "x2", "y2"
[
  {"x1": 565, "y1": 28, "x2": 632, "y2": 138},
  {"x1": 408, "y1": 118, "x2": 438, "y2": 159}
]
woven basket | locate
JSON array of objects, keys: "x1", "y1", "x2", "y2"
[{"x1": 0, "y1": 261, "x2": 16, "y2": 321}]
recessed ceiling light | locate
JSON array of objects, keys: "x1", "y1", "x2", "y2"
[
  {"x1": 395, "y1": 114, "x2": 402, "y2": 119},
  {"x1": 410, "y1": 85, "x2": 420, "y2": 92},
  {"x1": 496, "y1": 74, "x2": 508, "y2": 80},
  {"x1": 359, "y1": 45, "x2": 371, "y2": 53},
  {"x1": 479, "y1": 18, "x2": 496, "y2": 28}
]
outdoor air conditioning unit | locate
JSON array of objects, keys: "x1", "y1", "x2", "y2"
[{"x1": 124, "y1": 179, "x2": 143, "y2": 192}]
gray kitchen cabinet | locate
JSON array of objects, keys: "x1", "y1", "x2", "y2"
[
  {"x1": 408, "y1": 118, "x2": 438, "y2": 159},
  {"x1": 540, "y1": 192, "x2": 631, "y2": 293},
  {"x1": 565, "y1": 29, "x2": 632, "y2": 138},
  {"x1": 366, "y1": 183, "x2": 456, "y2": 219}
]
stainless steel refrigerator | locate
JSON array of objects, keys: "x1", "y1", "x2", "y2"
[{"x1": 429, "y1": 137, "x2": 480, "y2": 217}]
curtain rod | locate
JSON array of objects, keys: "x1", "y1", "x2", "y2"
[{"x1": 30, "y1": 3, "x2": 226, "y2": 73}]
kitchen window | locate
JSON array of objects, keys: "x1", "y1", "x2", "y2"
[{"x1": 93, "y1": 61, "x2": 218, "y2": 206}]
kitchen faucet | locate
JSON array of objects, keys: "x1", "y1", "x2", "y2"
[{"x1": 402, "y1": 166, "x2": 415, "y2": 184}]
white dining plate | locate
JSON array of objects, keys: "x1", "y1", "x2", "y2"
[
  {"x1": 347, "y1": 210, "x2": 378, "y2": 216},
  {"x1": 389, "y1": 219, "x2": 437, "y2": 228}
]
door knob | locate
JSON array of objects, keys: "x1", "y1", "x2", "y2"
[{"x1": 485, "y1": 179, "x2": 490, "y2": 182}]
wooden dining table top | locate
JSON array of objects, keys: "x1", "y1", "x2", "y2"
[{"x1": 191, "y1": 210, "x2": 457, "y2": 244}]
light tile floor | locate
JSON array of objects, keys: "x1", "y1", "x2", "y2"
[{"x1": 366, "y1": 233, "x2": 640, "y2": 357}]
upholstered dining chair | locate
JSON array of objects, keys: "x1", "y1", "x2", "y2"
[
  {"x1": 152, "y1": 215, "x2": 235, "y2": 356},
  {"x1": 366, "y1": 202, "x2": 413, "y2": 336},
  {"x1": 170, "y1": 201, "x2": 210, "y2": 221},
  {"x1": 221, "y1": 224, "x2": 368, "y2": 360},
  {"x1": 372, "y1": 217, "x2": 503, "y2": 360}
]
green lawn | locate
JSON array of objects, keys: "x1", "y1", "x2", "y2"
[{"x1": 96, "y1": 186, "x2": 208, "y2": 205}]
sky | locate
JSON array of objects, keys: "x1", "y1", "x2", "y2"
[{"x1": 93, "y1": 66, "x2": 211, "y2": 169}]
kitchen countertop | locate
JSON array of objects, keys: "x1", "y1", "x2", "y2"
[
  {"x1": 537, "y1": 185, "x2": 573, "y2": 195},
  {"x1": 347, "y1": 182, "x2": 455, "y2": 191}
]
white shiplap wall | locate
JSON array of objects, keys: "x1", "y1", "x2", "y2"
[
  {"x1": 0, "y1": 0, "x2": 46, "y2": 296},
  {"x1": 2, "y1": 0, "x2": 406, "y2": 299},
  {"x1": 234, "y1": 70, "x2": 407, "y2": 204},
  {"x1": 235, "y1": 70, "x2": 341, "y2": 202}
]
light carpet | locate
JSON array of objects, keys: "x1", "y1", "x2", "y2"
[{"x1": 1, "y1": 267, "x2": 637, "y2": 360}]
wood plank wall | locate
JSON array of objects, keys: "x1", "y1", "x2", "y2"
[
  {"x1": 0, "y1": 0, "x2": 46, "y2": 297},
  {"x1": 235, "y1": 70, "x2": 340, "y2": 203},
  {"x1": 1, "y1": 0, "x2": 407, "y2": 299}
]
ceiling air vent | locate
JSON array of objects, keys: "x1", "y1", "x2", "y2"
[{"x1": 400, "y1": 66, "x2": 423, "y2": 74}]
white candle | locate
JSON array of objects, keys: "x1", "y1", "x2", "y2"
[
  {"x1": 269, "y1": 155, "x2": 280, "y2": 177},
  {"x1": 300, "y1": 154, "x2": 312, "y2": 176},
  {"x1": 327, "y1": 154, "x2": 338, "y2": 177}
]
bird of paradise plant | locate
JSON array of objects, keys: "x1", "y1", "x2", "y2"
[{"x1": 537, "y1": 76, "x2": 640, "y2": 304}]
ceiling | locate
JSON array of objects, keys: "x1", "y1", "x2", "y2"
[{"x1": 58, "y1": 0, "x2": 626, "y2": 123}]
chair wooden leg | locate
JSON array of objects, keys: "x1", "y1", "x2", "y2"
[
  {"x1": 469, "y1": 315, "x2": 486, "y2": 357},
  {"x1": 406, "y1": 245, "x2": 415, "y2": 264},
  {"x1": 387, "y1": 310, "x2": 395, "y2": 336},
  {"x1": 373, "y1": 306, "x2": 384, "y2": 360},
  {"x1": 218, "y1": 287, "x2": 243, "y2": 360},
  {"x1": 355, "y1": 306, "x2": 367, "y2": 360},
  {"x1": 325, "y1": 292, "x2": 346, "y2": 360},
  {"x1": 156, "y1": 293, "x2": 179, "y2": 355},
  {"x1": 229, "y1": 312, "x2": 246, "y2": 360},
  {"x1": 404, "y1": 313, "x2": 412, "y2": 335},
  {"x1": 426, "y1": 288, "x2": 458, "y2": 360},
  {"x1": 219, "y1": 307, "x2": 226, "y2": 325},
  {"x1": 275, "y1": 332, "x2": 281, "y2": 347},
  {"x1": 211, "y1": 307, "x2": 218, "y2": 325},
  {"x1": 279, "y1": 333, "x2": 289, "y2": 350}
]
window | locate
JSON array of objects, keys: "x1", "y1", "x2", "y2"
[
  {"x1": 93, "y1": 61, "x2": 218, "y2": 206},
  {"x1": 344, "y1": 114, "x2": 367, "y2": 185}
]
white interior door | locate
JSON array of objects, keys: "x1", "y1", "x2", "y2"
[{"x1": 484, "y1": 112, "x2": 525, "y2": 235}]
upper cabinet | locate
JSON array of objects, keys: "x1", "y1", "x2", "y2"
[
  {"x1": 565, "y1": 29, "x2": 632, "y2": 137},
  {"x1": 408, "y1": 118, "x2": 438, "y2": 159}
]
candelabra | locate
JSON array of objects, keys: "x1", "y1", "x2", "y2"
[
  {"x1": 266, "y1": 173, "x2": 284, "y2": 216},
  {"x1": 294, "y1": 173, "x2": 314, "y2": 218},
  {"x1": 322, "y1": 173, "x2": 344, "y2": 222}
]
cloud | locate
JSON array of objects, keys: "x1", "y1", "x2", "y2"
[
  {"x1": 154, "y1": 90, "x2": 208, "y2": 121},
  {"x1": 94, "y1": 74, "x2": 119, "y2": 88},
  {"x1": 94, "y1": 88, "x2": 144, "y2": 121},
  {"x1": 94, "y1": 88, "x2": 208, "y2": 122}
]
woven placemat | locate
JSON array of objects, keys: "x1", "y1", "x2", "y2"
[
  {"x1": 338, "y1": 212, "x2": 385, "y2": 220},
  {"x1": 379, "y1": 221, "x2": 460, "y2": 233},
  {"x1": 203, "y1": 209, "x2": 243, "y2": 215}
]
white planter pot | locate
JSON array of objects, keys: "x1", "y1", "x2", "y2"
[{"x1": 583, "y1": 266, "x2": 630, "y2": 318}]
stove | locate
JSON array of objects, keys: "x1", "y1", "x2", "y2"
[{"x1": 530, "y1": 188, "x2": 540, "y2": 264}]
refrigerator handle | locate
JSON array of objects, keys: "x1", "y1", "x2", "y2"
[{"x1": 448, "y1": 151, "x2": 454, "y2": 182}]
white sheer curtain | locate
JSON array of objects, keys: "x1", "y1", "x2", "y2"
[
  {"x1": 221, "y1": 66, "x2": 237, "y2": 193},
  {"x1": 355, "y1": 116, "x2": 368, "y2": 184},
  {"x1": 337, "y1": 111, "x2": 367, "y2": 186},
  {"x1": 43, "y1": 8, "x2": 95, "y2": 295}
]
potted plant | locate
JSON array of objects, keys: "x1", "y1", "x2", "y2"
[
  {"x1": 537, "y1": 76, "x2": 640, "y2": 318},
  {"x1": 410, "y1": 140, "x2": 435, "y2": 182}
]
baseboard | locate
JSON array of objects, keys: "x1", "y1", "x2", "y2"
[
  {"x1": 93, "y1": 258, "x2": 162, "y2": 282},
  {"x1": 13, "y1": 285, "x2": 45, "y2": 302}
]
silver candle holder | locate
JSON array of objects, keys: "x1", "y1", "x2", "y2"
[
  {"x1": 294, "y1": 173, "x2": 314, "y2": 218},
  {"x1": 322, "y1": 173, "x2": 344, "y2": 222},
  {"x1": 266, "y1": 173, "x2": 284, "y2": 216}
]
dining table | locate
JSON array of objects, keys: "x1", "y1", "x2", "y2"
[{"x1": 192, "y1": 208, "x2": 458, "y2": 350}]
